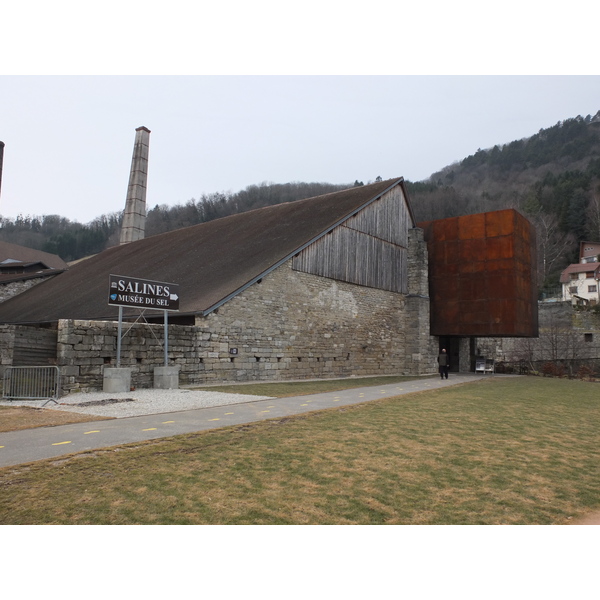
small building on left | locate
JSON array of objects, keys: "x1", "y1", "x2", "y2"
[{"x1": 0, "y1": 240, "x2": 68, "y2": 304}]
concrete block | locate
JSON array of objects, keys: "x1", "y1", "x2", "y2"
[
  {"x1": 154, "y1": 366, "x2": 179, "y2": 389},
  {"x1": 103, "y1": 368, "x2": 132, "y2": 393}
]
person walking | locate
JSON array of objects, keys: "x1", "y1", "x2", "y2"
[{"x1": 438, "y1": 348, "x2": 449, "y2": 379}]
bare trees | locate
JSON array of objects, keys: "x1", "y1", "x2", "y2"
[
  {"x1": 502, "y1": 305, "x2": 599, "y2": 377},
  {"x1": 529, "y1": 210, "x2": 577, "y2": 288},
  {"x1": 586, "y1": 191, "x2": 600, "y2": 242}
]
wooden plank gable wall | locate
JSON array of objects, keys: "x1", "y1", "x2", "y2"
[{"x1": 292, "y1": 186, "x2": 412, "y2": 293}]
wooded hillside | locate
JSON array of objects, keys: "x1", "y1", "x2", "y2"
[
  {"x1": 0, "y1": 181, "x2": 348, "y2": 263},
  {"x1": 1, "y1": 110, "x2": 599, "y2": 293}
]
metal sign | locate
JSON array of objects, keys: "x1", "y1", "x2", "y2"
[{"x1": 108, "y1": 274, "x2": 180, "y2": 311}]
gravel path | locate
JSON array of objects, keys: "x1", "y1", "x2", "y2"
[{"x1": 0, "y1": 388, "x2": 275, "y2": 418}]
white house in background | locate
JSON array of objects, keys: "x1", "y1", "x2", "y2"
[{"x1": 560, "y1": 241, "x2": 600, "y2": 305}]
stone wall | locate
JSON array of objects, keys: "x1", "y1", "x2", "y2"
[
  {"x1": 57, "y1": 319, "x2": 198, "y2": 393},
  {"x1": 405, "y1": 227, "x2": 437, "y2": 371},
  {"x1": 0, "y1": 324, "x2": 16, "y2": 371},
  {"x1": 475, "y1": 302, "x2": 600, "y2": 364},
  {"x1": 52, "y1": 256, "x2": 436, "y2": 393},
  {"x1": 194, "y1": 259, "x2": 435, "y2": 385},
  {"x1": 0, "y1": 277, "x2": 48, "y2": 304},
  {"x1": 458, "y1": 338, "x2": 471, "y2": 373},
  {"x1": 0, "y1": 324, "x2": 57, "y2": 370}
]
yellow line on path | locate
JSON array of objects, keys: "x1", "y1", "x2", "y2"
[
  {"x1": 142, "y1": 428, "x2": 157, "y2": 431},
  {"x1": 224, "y1": 412, "x2": 234, "y2": 415},
  {"x1": 162, "y1": 421, "x2": 175, "y2": 424},
  {"x1": 84, "y1": 430, "x2": 100, "y2": 434},
  {"x1": 300, "y1": 404, "x2": 308, "y2": 406},
  {"x1": 208, "y1": 418, "x2": 220, "y2": 421},
  {"x1": 0, "y1": 446, "x2": 4, "y2": 449},
  {"x1": 52, "y1": 441, "x2": 72, "y2": 446}
]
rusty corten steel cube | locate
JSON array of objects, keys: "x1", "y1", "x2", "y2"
[{"x1": 418, "y1": 209, "x2": 538, "y2": 337}]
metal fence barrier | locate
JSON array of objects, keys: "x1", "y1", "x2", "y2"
[{"x1": 2, "y1": 366, "x2": 60, "y2": 406}]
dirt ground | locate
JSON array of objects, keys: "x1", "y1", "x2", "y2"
[
  {"x1": 570, "y1": 512, "x2": 600, "y2": 525},
  {"x1": 0, "y1": 405, "x2": 110, "y2": 433}
]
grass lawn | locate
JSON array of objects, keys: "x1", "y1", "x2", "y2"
[
  {"x1": 1, "y1": 376, "x2": 599, "y2": 524},
  {"x1": 191, "y1": 374, "x2": 430, "y2": 397},
  {"x1": 0, "y1": 405, "x2": 111, "y2": 432}
]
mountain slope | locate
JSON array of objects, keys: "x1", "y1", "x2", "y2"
[{"x1": 407, "y1": 111, "x2": 600, "y2": 289}]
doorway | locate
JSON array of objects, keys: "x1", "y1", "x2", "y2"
[{"x1": 438, "y1": 336, "x2": 460, "y2": 373}]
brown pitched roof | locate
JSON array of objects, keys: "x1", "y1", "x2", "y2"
[
  {"x1": 559, "y1": 263, "x2": 600, "y2": 283},
  {"x1": 0, "y1": 241, "x2": 69, "y2": 270},
  {"x1": 0, "y1": 268, "x2": 66, "y2": 285},
  {"x1": 0, "y1": 178, "x2": 408, "y2": 324}
]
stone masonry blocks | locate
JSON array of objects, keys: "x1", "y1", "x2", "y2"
[{"x1": 32, "y1": 253, "x2": 440, "y2": 393}]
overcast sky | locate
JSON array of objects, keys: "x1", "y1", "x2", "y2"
[
  {"x1": 1, "y1": 75, "x2": 599, "y2": 224},
  {"x1": 1, "y1": 2, "x2": 599, "y2": 228}
]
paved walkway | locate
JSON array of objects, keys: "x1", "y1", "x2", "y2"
[{"x1": 0, "y1": 374, "x2": 486, "y2": 468}]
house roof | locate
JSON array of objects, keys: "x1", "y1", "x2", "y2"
[
  {"x1": 0, "y1": 177, "x2": 409, "y2": 324},
  {"x1": 559, "y1": 262, "x2": 600, "y2": 283},
  {"x1": 0, "y1": 260, "x2": 50, "y2": 271},
  {"x1": 0, "y1": 241, "x2": 69, "y2": 270},
  {"x1": 0, "y1": 268, "x2": 66, "y2": 285}
]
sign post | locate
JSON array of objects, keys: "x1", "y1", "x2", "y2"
[
  {"x1": 164, "y1": 309, "x2": 168, "y2": 366},
  {"x1": 108, "y1": 274, "x2": 180, "y2": 312},
  {"x1": 106, "y1": 275, "x2": 180, "y2": 390},
  {"x1": 117, "y1": 306, "x2": 123, "y2": 368}
]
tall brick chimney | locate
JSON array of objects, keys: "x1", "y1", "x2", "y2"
[{"x1": 120, "y1": 126, "x2": 151, "y2": 245}]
